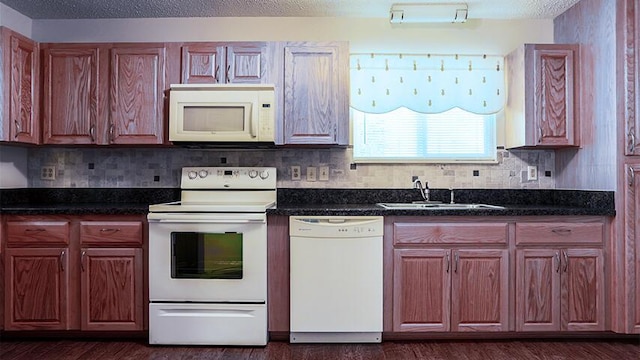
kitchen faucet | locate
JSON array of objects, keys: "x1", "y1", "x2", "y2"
[{"x1": 413, "y1": 179, "x2": 430, "y2": 202}]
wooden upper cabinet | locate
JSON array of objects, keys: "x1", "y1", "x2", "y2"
[
  {"x1": 181, "y1": 43, "x2": 269, "y2": 84},
  {"x1": 621, "y1": 0, "x2": 640, "y2": 155},
  {"x1": 109, "y1": 45, "x2": 166, "y2": 144},
  {"x1": 505, "y1": 44, "x2": 579, "y2": 149},
  {"x1": 41, "y1": 43, "x2": 167, "y2": 145},
  {"x1": 42, "y1": 44, "x2": 104, "y2": 144},
  {"x1": 281, "y1": 42, "x2": 349, "y2": 146},
  {"x1": 0, "y1": 27, "x2": 39, "y2": 144}
]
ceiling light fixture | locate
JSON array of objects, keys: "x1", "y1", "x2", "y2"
[{"x1": 389, "y1": 3, "x2": 469, "y2": 24}]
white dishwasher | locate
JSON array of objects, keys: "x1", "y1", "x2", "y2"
[{"x1": 289, "y1": 216, "x2": 383, "y2": 343}]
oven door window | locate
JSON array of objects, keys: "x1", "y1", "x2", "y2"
[{"x1": 171, "y1": 232, "x2": 242, "y2": 279}]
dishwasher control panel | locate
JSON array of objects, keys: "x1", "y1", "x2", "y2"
[{"x1": 289, "y1": 216, "x2": 383, "y2": 238}]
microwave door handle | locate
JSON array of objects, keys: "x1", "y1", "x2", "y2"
[{"x1": 250, "y1": 107, "x2": 257, "y2": 138}]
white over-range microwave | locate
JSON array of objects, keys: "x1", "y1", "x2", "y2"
[{"x1": 169, "y1": 84, "x2": 276, "y2": 146}]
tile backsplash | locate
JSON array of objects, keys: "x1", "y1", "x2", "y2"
[{"x1": 27, "y1": 147, "x2": 554, "y2": 189}]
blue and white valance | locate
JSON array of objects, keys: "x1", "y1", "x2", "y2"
[{"x1": 350, "y1": 53, "x2": 505, "y2": 115}]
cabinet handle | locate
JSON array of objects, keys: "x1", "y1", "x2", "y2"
[
  {"x1": 24, "y1": 228, "x2": 46, "y2": 233},
  {"x1": 225, "y1": 65, "x2": 231, "y2": 83},
  {"x1": 100, "y1": 228, "x2": 120, "y2": 234},
  {"x1": 630, "y1": 166, "x2": 636, "y2": 187},
  {"x1": 562, "y1": 251, "x2": 569, "y2": 272},
  {"x1": 14, "y1": 120, "x2": 20, "y2": 138},
  {"x1": 59, "y1": 250, "x2": 65, "y2": 271},
  {"x1": 454, "y1": 252, "x2": 459, "y2": 273},
  {"x1": 215, "y1": 65, "x2": 220, "y2": 83},
  {"x1": 555, "y1": 252, "x2": 561, "y2": 273},
  {"x1": 445, "y1": 253, "x2": 450, "y2": 273},
  {"x1": 629, "y1": 131, "x2": 636, "y2": 154},
  {"x1": 109, "y1": 124, "x2": 114, "y2": 142},
  {"x1": 551, "y1": 228, "x2": 572, "y2": 236},
  {"x1": 538, "y1": 126, "x2": 543, "y2": 143},
  {"x1": 90, "y1": 124, "x2": 96, "y2": 143},
  {"x1": 81, "y1": 251, "x2": 86, "y2": 272}
]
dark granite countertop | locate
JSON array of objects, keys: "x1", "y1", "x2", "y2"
[
  {"x1": 0, "y1": 188, "x2": 180, "y2": 215},
  {"x1": 0, "y1": 187, "x2": 615, "y2": 217},
  {"x1": 268, "y1": 188, "x2": 615, "y2": 217}
]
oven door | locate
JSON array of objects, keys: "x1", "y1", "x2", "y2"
[{"x1": 148, "y1": 212, "x2": 267, "y2": 302}]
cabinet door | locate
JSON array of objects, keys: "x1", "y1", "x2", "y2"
[
  {"x1": 532, "y1": 46, "x2": 577, "y2": 147},
  {"x1": 282, "y1": 42, "x2": 348, "y2": 145},
  {"x1": 181, "y1": 44, "x2": 224, "y2": 83},
  {"x1": 42, "y1": 45, "x2": 102, "y2": 144},
  {"x1": 451, "y1": 249, "x2": 509, "y2": 332},
  {"x1": 393, "y1": 249, "x2": 450, "y2": 332},
  {"x1": 4, "y1": 248, "x2": 69, "y2": 330},
  {"x1": 622, "y1": 0, "x2": 640, "y2": 155},
  {"x1": 1, "y1": 29, "x2": 39, "y2": 144},
  {"x1": 516, "y1": 249, "x2": 561, "y2": 331},
  {"x1": 110, "y1": 45, "x2": 166, "y2": 144},
  {"x1": 562, "y1": 248, "x2": 604, "y2": 331},
  {"x1": 80, "y1": 248, "x2": 143, "y2": 331},
  {"x1": 627, "y1": 163, "x2": 640, "y2": 333},
  {"x1": 225, "y1": 44, "x2": 268, "y2": 84}
]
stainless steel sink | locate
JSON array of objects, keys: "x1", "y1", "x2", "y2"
[{"x1": 376, "y1": 203, "x2": 505, "y2": 210}]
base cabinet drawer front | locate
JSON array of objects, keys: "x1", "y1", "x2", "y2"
[
  {"x1": 393, "y1": 248, "x2": 509, "y2": 332},
  {"x1": 81, "y1": 248, "x2": 144, "y2": 331},
  {"x1": 6, "y1": 221, "x2": 70, "y2": 246},
  {"x1": 515, "y1": 222, "x2": 603, "y2": 245},
  {"x1": 4, "y1": 248, "x2": 69, "y2": 330},
  {"x1": 393, "y1": 222, "x2": 509, "y2": 245},
  {"x1": 516, "y1": 248, "x2": 605, "y2": 332},
  {"x1": 80, "y1": 221, "x2": 143, "y2": 246}
]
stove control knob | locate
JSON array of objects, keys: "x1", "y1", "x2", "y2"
[
  {"x1": 187, "y1": 171, "x2": 198, "y2": 179},
  {"x1": 259, "y1": 170, "x2": 270, "y2": 179},
  {"x1": 248, "y1": 170, "x2": 258, "y2": 178},
  {"x1": 198, "y1": 170, "x2": 209, "y2": 178}
]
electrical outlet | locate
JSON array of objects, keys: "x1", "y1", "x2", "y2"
[
  {"x1": 306, "y1": 167, "x2": 317, "y2": 182},
  {"x1": 319, "y1": 166, "x2": 329, "y2": 181},
  {"x1": 291, "y1": 166, "x2": 301, "y2": 180},
  {"x1": 41, "y1": 166, "x2": 56, "y2": 180},
  {"x1": 527, "y1": 166, "x2": 538, "y2": 181}
]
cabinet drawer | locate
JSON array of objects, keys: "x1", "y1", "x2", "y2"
[
  {"x1": 6, "y1": 221, "x2": 70, "y2": 246},
  {"x1": 515, "y1": 222, "x2": 603, "y2": 245},
  {"x1": 80, "y1": 221, "x2": 143, "y2": 246},
  {"x1": 394, "y1": 222, "x2": 508, "y2": 245}
]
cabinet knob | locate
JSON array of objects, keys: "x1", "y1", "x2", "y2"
[
  {"x1": 630, "y1": 166, "x2": 636, "y2": 187},
  {"x1": 14, "y1": 120, "x2": 20, "y2": 138},
  {"x1": 629, "y1": 131, "x2": 636, "y2": 154},
  {"x1": 90, "y1": 125, "x2": 96, "y2": 143},
  {"x1": 81, "y1": 251, "x2": 86, "y2": 272},
  {"x1": 59, "y1": 250, "x2": 66, "y2": 272}
]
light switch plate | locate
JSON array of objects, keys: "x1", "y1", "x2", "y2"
[
  {"x1": 306, "y1": 167, "x2": 317, "y2": 182},
  {"x1": 319, "y1": 166, "x2": 329, "y2": 181}
]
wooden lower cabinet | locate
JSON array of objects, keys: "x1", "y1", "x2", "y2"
[
  {"x1": 80, "y1": 248, "x2": 143, "y2": 331},
  {"x1": 393, "y1": 248, "x2": 509, "y2": 332},
  {"x1": 4, "y1": 247, "x2": 69, "y2": 330},
  {"x1": 3, "y1": 215, "x2": 145, "y2": 332},
  {"x1": 516, "y1": 248, "x2": 604, "y2": 331}
]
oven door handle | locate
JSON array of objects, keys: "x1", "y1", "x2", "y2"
[{"x1": 148, "y1": 212, "x2": 266, "y2": 223}]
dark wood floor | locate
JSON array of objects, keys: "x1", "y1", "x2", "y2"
[{"x1": 0, "y1": 339, "x2": 638, "y2": 360}]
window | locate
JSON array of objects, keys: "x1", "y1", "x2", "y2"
[
  {"x1": 352, "y1": 107, "x2": 497, "y2": 163},
  {"x1": 350, "y1": 53, "x2": 504, "y2": 163}
]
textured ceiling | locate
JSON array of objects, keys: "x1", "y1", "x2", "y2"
[{"x1": 0, "y1": 0, "x2": 581, "y2": 20}]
